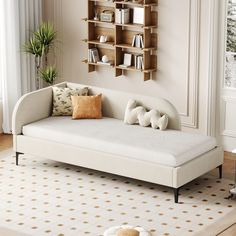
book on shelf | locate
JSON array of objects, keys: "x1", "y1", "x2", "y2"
[
  {"x1": 121, "y1": 8, "x2": 130, "y2": 24},
  {"x1": 134, "y1": 53, "x2": 142, "y2": 68},
  {"x1": 115, "y1": 9, "x2": 122, "y2": 24},
  {"x1": 131, "y1": 34, "x2": 144, "y2": 48},
  {"x1": 119, "y1": 53, "x2": 132, "y2": 68},
  {"x1": 88, "y1": 49, "x2": 92, "y2": 62},
  {"x1": 115, "y1": 8, "x2": 130, "y2": 24},
  {"x1": 88, "y1": 48, "x2": 100, "y2": 63},
  {"x1": 140, "y1": 35, "x2": 144, "y2": 48},
  {"x1": 134, "y1": 54, "x2": 144, "y2": 70},
  {"x1": 131, "y1": 36, "x2": 136, "y2": 48}
]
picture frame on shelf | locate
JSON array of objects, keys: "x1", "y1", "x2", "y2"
[
  {"x1": 133, "y1": 7, "x2": 144, "y2": 24},
  {"x1": 100, "y1": 10, "x2": 114, "y2": 23}
]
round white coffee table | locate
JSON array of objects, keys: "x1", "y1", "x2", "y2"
[{"x1": 229, "y1": 149, "x2": 236, "y2": 198}]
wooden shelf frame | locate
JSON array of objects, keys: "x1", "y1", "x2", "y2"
[
  {"x1": 83, "y1": 21, "x2": 157, "y2": 29},
  {"x1": 115, "y1": 43, "x2": 156, "y2": 52},
  {"x1": 116, "y1": 65, "x2": 156, "y2": 73},
  {"x1": 84, "y1": 0, "x2": 158, "y2": 81},
  {"x1": 83, "y1": 39, "x2": 115, "y2": 47},
  {"x1": 82, "y1": 59, "x2": 115, "y2": 67},
  {"x1": 88, "y1": 0, "x2": 158, "y2": 7},
  {"x1": 115, "y1": 1, "x2": 157, "y2": 7}
]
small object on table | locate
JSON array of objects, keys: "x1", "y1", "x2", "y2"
[
  {"x1": 117, "y1": 229, "x2": 139, "y2": 236},
  {"x1": 104, "y1": 225, "x2": 151, "y2": 236},
  {"x1": 228, "y1": 149, "x2": 236, "y2": 199}
]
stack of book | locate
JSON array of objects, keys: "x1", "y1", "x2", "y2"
[
  {"x1": 134, "y1": 54, "x2": 144, "y2": 70},
  {"x1": 131, "y1": 34, "x2": 144, "y2": 48},
  {"x1": 88, "y1": 48, "x2": 100, "y2": 63},
  {"x1": 115, "y1": 8, "x2": 130, "y2": 24}
]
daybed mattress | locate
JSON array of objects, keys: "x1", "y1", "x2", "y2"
[{"x1": 22, "y1": 117, "x2": 217, "y2": 167}]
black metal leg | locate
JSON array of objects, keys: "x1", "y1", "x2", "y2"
[
  {"x1": 174, "y1": 188, "x2": 180, "y2": 203},
  {"x1": 16, "y1": 152, "x2": 23, "y2": 166},
  {"x1": 218, "y1": 165, "x2": 222, "y2": 179}
]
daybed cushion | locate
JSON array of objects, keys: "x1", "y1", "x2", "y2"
[{"x1": 22, "y1": 117, "x2": 217, "y2": 167}]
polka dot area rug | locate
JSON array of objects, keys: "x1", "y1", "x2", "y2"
[{"x1": 0, "y1": 150, "x2": 235, "y2": 236}]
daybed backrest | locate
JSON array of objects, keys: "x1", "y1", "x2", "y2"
[{"x1": 67, "y1": 82, "x2": 181, "y2": 130}]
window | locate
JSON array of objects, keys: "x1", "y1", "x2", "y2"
[{"x1": 225, "y1": 0, "x2": 236, "y2": 88}]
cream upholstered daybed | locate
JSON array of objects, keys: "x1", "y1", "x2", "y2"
[{"x1": 12, "y1": 82, "x2": 223, "y2": 203}]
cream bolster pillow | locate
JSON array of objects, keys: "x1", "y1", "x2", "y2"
[
  {"x1": 124, "y1": 99, "x2": 168, "y2": 130},
  {"x1": 52, "y1": 86, "x2": 89, "y2": 116}
]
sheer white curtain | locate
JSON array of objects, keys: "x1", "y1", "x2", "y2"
[
  {"x1": 19, "y1": 0, "x2": 42, "y2": 93},
  {"x1": 0, "y1": 0, "x2": 42, "y2": 133},
  {"x1": 0, "y1": 0, "x2": 22, "y2": 133}
]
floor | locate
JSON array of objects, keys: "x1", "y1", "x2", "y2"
[
  {"x1": 0, "y1": 134, "x2": 236, "y2": 235},
  {"x1": 0, "y1": 134, "x2": 13, "y2": 151}
]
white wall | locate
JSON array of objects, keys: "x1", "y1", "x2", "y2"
[
  {"x1": 43, "y1": 0, "x2": 219, "y2": 136},
  {"x1": 0, "y1": 100, "x2": 3, "y2": 133}
]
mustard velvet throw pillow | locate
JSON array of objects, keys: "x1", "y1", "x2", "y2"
[
  {"x1": 52, "y1": 87, "x2": 89, "y2": 116},
  {"x1": 71, "y1": 94, "x2": 102, "y2": 119}
]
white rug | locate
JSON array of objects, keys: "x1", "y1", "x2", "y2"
[{"x1": 0, "y1": 150, "x2": 235, "y2": 236}]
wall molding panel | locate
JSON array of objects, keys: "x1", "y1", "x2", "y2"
[
  {"x1": 221, "y1": 96, "x2": 236, "y2": 138},
  {"x1": 206, "y1": 0, "x2": 220, "y2": 136},
  {"x1": 180, "y1": 0, "x2": 200, "y2": 129}
]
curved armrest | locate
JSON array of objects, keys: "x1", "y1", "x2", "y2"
[{"x1": 12, "y1": 86, "x2": 53, "y2": 135}]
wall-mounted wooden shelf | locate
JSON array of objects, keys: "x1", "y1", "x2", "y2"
[
  {"x1": 87, "y1": 19, "x2": 115, "y2": 26},
  {"x1": 83, "y1": 0, "x2": 158, "y2": 81},
  {"x1": 83, "y1": 59, "x2": 114, "y2": 67},
  {"x1": 116, "y1": 65, "x2": 155, "y2": 72},
  {"x1": 115, "y1": 43, "x2": 156, "y2": 52},
  {"x1": 115, "y1": 23, "x2": 157, "y2": 29},
  {"x1": 83, "y1": 39, "x2": 115, "y2": 47}
]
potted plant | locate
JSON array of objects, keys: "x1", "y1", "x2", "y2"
[
  {"x1": 39, "y1": 66, "x2": 58, "y2": 85},
  {"x1": 23, "y1": 22, "x2": 58, "y2": 88}
]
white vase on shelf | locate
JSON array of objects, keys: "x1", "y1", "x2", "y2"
[{"x1": 102, "y1": 55, "x2": 109, "y2": 63}]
